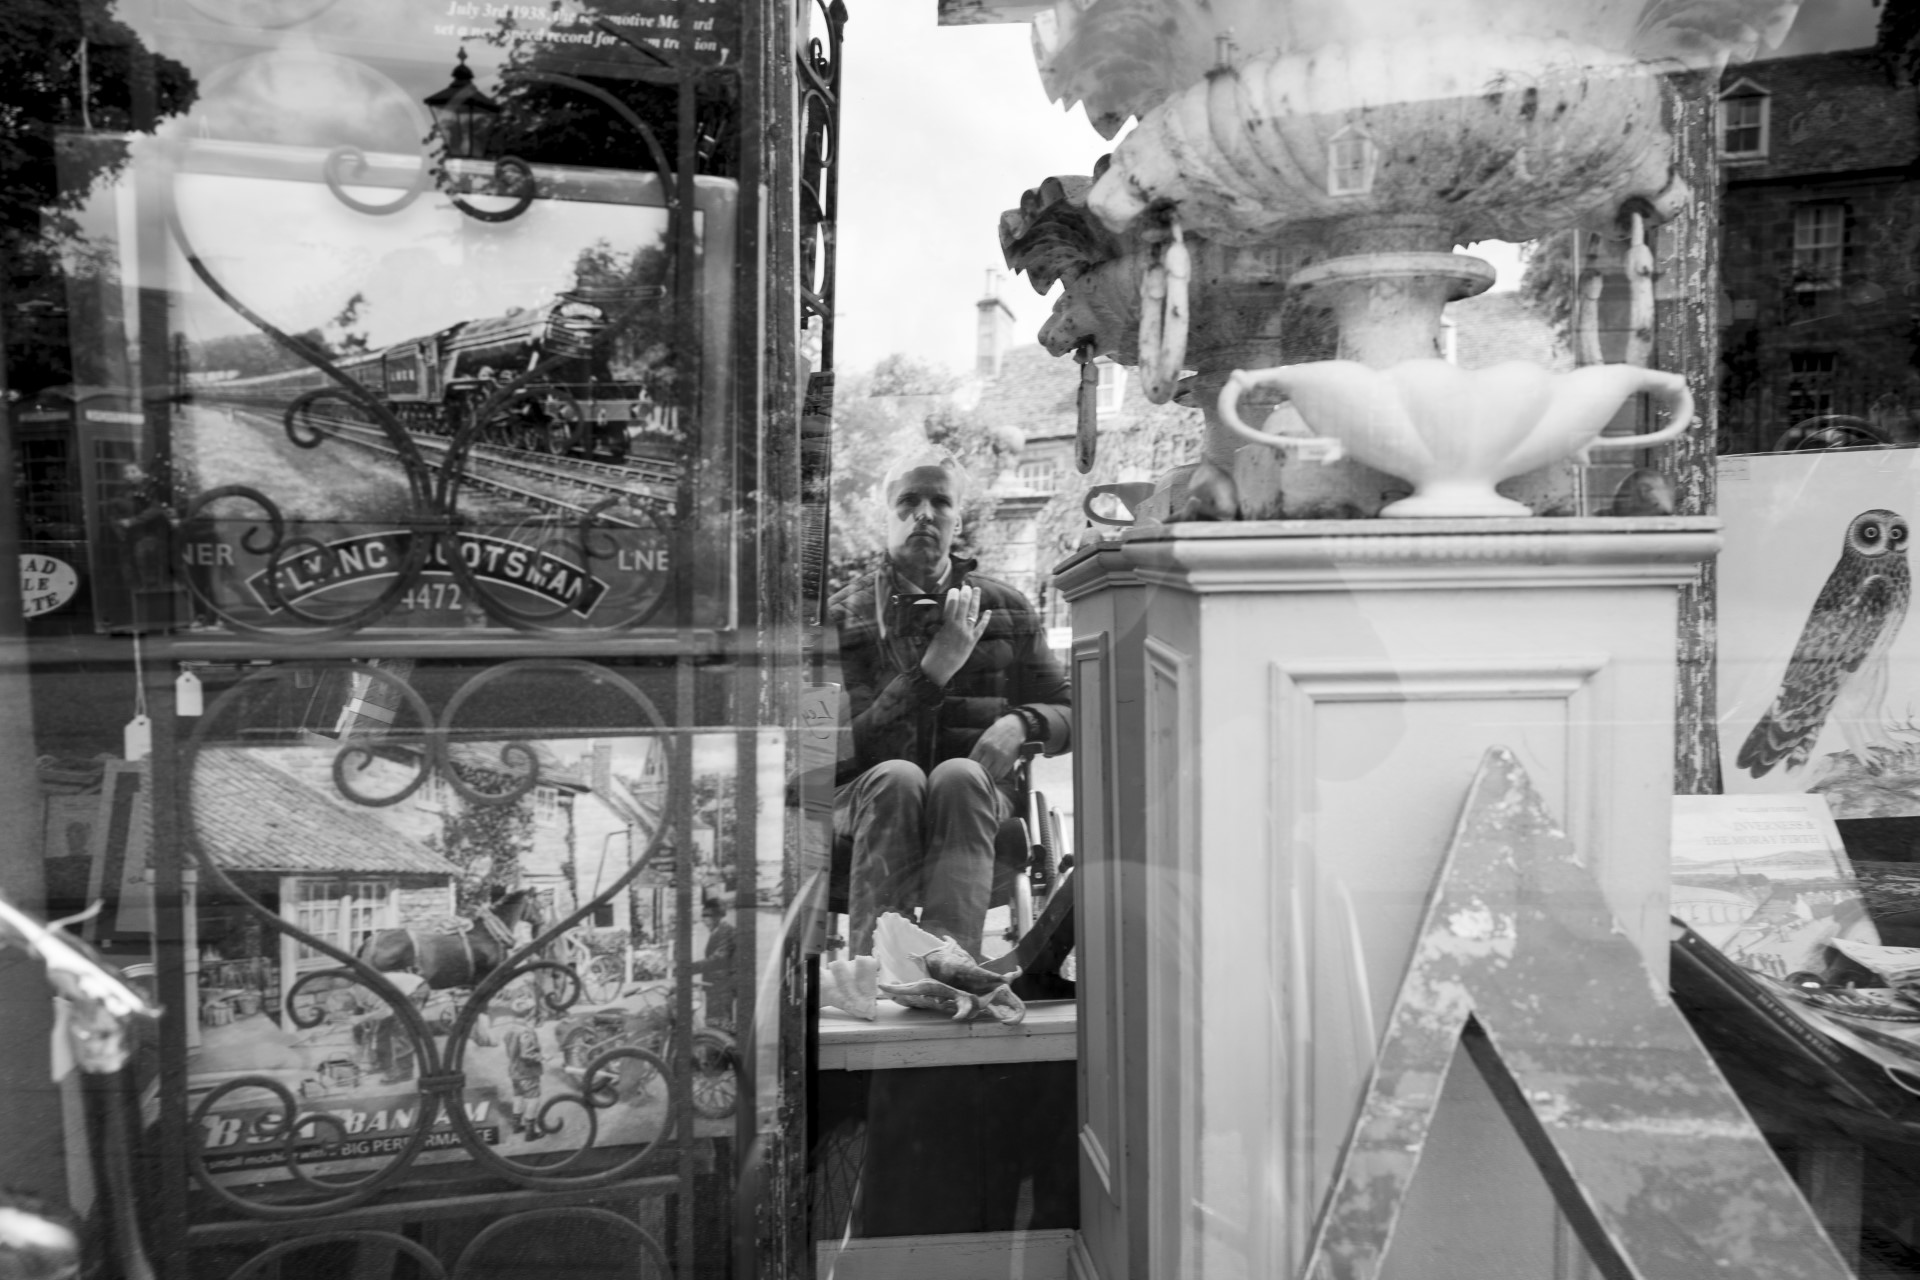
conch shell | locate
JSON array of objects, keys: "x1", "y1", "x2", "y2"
[
  {"x1": 918, "y1": 943, "x2": 1020, "y2": 995},
  {"x1": 820, "y1": 954, "x2": 880, "y2": 1020},
  {"x1": 879, "y1": 977, "x2": 1027, "y2": 1026}
]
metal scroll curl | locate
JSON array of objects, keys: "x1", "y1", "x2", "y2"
[
  {"x1": 322, "y1": 146, "x2": 430, "y2": 218},
  {"x1": 227, "y1": 1231, "x2": 448, "y2": 1280},
  {"x1": 177, "y1": 660, "x2": 682, "y2": 1215},
  {"x1": 798, "y1": 0, "x2": 845, "y2": 366}
]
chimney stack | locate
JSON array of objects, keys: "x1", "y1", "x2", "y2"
[{"x1": 976, "y1": 268, "x2": 1014, "y2": 380}]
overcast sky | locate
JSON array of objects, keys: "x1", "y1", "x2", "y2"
[
  {"x1": 830, "y1": 0, "x2": 1882, "y2": 380},
  {"x1": 833, "y1": 9, "x2": 1102, "y2": 378}
]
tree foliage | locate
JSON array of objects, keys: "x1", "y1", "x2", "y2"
[
  {"x1": 2, "y1": 0, "x2": 197, "y2": 395},
  {"x1": 570, "y1": 239, "x2": 677, "y2": 387},
  {"x1": 826, "y1": 357, "x2": 1015, "y2": 595},
  {"x1": 1881, "y1": 0, "x2": 1920, "y2": 86},
  {"x1": 1518, "y1": 230, "x2": 1577, "y2": 346},
  {"x1": 1, "y1": 0, "x2": 197, "y2": 243},
  {"x1": 474, "y1": 4, "x2": 741, "y2": 179},
  {"x1": 438, "y1": 766, "x2": 536, "y2": 915}
]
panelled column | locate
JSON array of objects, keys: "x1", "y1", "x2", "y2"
[{"x1": 1059, "y1": 516, "x2": 1718, "y2": 1279}]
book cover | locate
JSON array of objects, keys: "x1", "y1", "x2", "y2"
[
  {"x1": 1670, "y1": 793, "x2": 1878, "y2": 979},
  {"x1": 1669, "y1": 919, "x2": 1920, "y2": 1120}
]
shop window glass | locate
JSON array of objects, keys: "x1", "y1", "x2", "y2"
[{"x1": 0, "y1": 0, "x2": 823, "y2": 1275}]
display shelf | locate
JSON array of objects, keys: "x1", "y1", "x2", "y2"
[{"x1": 817, "y1": 1000, "x2": 1076, "y2": 1071}]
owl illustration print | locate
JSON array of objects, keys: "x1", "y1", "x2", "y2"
[{"x1": 1739, "y1": 509, "x2": 1913, "y2": 778}]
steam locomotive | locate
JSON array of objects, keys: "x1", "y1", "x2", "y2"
[{"x1": 203, "y1": 292, "x2": 681, "y2": 461}]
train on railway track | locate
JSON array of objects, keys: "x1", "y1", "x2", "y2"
[{"x1": 197, "y1": 291, "x2": 682, "y2": 463}]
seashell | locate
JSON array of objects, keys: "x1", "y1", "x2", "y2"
[
  {"x1": 983, "y1": 984, "x2": 1027, "y2": 1027},
  {"x1": 919, "y1": 943, "x2": 1021, "y2": 996},
  {"x1": 874, "y1": 912, "x2": 947, "y2": 986},
  {"x1": 879, "y1": 977, "x2": 1030, "y2": 1027},
  {"x1": 879, "y1": 978, "x2": 977, "y2": 1021},
  {"x1": 820, "y1": 955, "x2": 880, "y2": 1020}
]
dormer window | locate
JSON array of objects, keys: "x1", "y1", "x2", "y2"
[
  {"x1": 1327, "y1": 124, "x2": 1377, "y2": 196},
  {"x1": 1719, "y1": 80, "x2": 1769, "y2": 160}
]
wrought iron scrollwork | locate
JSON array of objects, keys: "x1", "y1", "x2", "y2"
[
  {"x1": 799, "y1": 0, "x2": 846, "y2": 371},
  {"x1": 321, "y1": 147, "x2": 430, "y2": 218},
  {"x1": 178, "y1": 660, "x2": 691, "y2": 1217},
  {"x1": 214, "y1": 1211, "x2": 676, "y2": 1280}
]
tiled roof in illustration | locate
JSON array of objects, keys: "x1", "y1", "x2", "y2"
[{"x1": 192, "y1": 749, "x2": 459, "y2": 877}]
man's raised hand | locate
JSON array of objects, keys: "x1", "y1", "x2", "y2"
[{"x1": 920, "y1": 585, "x2": 991, "y2": 687}]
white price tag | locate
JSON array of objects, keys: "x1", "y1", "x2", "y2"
[
  {"x1": 123, "y1": 714, "x2": 152, "y2": 761},
  {"x1": 176, "y1": 669, "x2": 204, "y2": 717}
]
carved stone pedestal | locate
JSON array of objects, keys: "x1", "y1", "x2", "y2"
[{"x1": 1055, "y1": 516, "x2": 1719, "y2": 1280}]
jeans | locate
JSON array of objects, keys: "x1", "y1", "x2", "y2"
[{"x1": 835, "y1": 758, "x2": 1009, "y2": 958}]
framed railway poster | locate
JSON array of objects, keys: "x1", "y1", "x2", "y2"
[
  {"x1": 109, "y1": 5, "x2": 747, "y2": 635},
  {"x1": 166, "y1": 166, "x2": 736, "y2": 632}
]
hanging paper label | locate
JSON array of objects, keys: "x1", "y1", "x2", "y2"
[
  {"x1": 123, "y1": 715, "x2": 152, "y2": 762},
  {"x1": 50, "y1": 997, "x2": 73, "y2": 1082},
  {"x1": 176, "y1": 669, "x2": 204, "y2": 717}
]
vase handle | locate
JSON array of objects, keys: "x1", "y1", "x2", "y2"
[
  {"x1": 1585, "y1": 369, "x2": 1695, "y2": 453},
  {"x1": 1083, "y1": 482, "x2": 1156, "y2": 527},
  {"x1": 1217, "y1": 367, "x2": 1346, "y2": 463}
]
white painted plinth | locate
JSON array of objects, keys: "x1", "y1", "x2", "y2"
[{"x1": 1054, "y1": 517, "x2": 1719, "y2": 1280}]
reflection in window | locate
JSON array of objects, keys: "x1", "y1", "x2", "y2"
[
  {"x1": 1327, "y1": 124, "x2": 1377, "y2": 196},
  {"x1": 1787, "y1": 350, "x2": 1838, "y2": 421},
  {"x1": 1719, "y1": 82, "x2": 1769, "y2": 159},
  {"x1": 1793, "y1": 203, "x2": 1845, "y2": 292}
]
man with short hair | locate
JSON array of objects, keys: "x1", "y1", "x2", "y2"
[{"x1": 829, "y1": 457, "x2": 1071, "y2": 958}]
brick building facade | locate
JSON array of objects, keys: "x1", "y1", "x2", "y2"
[{"x1": 1718, "y1": 48, "x2": 1920, "y2": 453}]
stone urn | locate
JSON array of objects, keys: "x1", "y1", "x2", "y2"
[{"x1": 1003, "y1": 0, "x2": 1800, "y2": 518}]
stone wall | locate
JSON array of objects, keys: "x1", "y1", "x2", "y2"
[{"x1": 1720, "y1": 51, "x2": 1920, "y2": 453}]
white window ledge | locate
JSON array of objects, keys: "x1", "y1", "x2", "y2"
[{"x1": 818, "y1": 999, "x2": 1076, "y2": 1071}]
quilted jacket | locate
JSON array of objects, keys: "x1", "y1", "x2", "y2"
[{"x1": 828, "y1": 557, "x2": 1071, "y2": 786}]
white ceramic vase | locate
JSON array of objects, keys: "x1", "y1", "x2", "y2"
[{"x1": 1217, "y1": 359, "x2": 1693, "y2": 518}]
